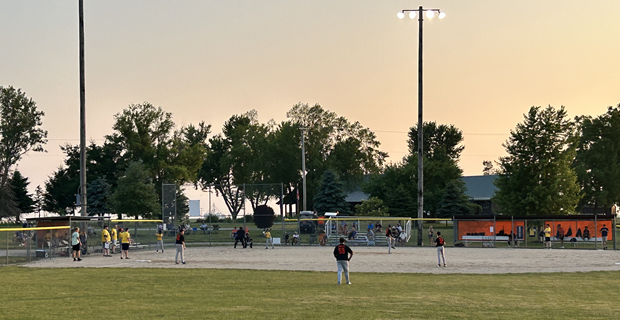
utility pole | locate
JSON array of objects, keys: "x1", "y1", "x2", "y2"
[
  {"x1": 301, "y1": 127, "x2": 307, "y2": 212},
  {"x1": 78, "y1": 0, "x2": 87, "y2": 216}
]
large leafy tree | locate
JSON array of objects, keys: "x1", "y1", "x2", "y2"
[
  {"x1": 107, "y1": 103, "x2": 209, "y2": 202},
  {"x1": 44, "y1": 141, "x2": 123, "y2": 215},
  {"x1": 363, "y1": 121, "x2": 463, "y2": 217},
  {"x1": 0, "y1": 86, "x2": 47, "y2": 188},
  {"x1": 44, "y1": 167, "x2": 76, "y2": 215},
  {"x1": 109, "y1": 161, "x2": 160, "y2": 219},
  {"x1": 494, "y1": 106, "x2": 581, "y2": 215},
  {"x1": 355, "y1": 197, "x2": 389, "y2": 216},
  {"x1": 197, "y1": 112, "x2": 257, "y2": 219},
  {"x1": 574, "y1": 104, "x2": 620, "y2": 213},
  {"x1": 313, "y1": 170, "x2": 351, "y2": 215},
  {"x1": 286, "y1": 103, "x2": 386, "y2": 209}
]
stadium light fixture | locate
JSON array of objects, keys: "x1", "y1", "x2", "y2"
[{"x1": 396, "y1": 6, "x2": 444, "y2": 246}]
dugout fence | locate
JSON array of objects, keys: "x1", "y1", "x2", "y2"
[
  {"x1": 454, "y1": 214, "x2": 617, "y2": 249},
  {"x1": 1, "y1": 225, "x2": 71, "y2": 265}
]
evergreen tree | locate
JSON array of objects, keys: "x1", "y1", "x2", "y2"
[
  {"x1": 9, "y1": 170, "x2": 33, "y2": 214},
  {"x1": 0, "y1": 185, "x2": 19, "y2": 221},
  {"x1": 313, "y1": 170, "x2": 351, "y2": 215},
  {"x1": 494, "y1": 106, "x2": 581, "y2": 215},
  {"x1": 110, "y1": 162, "x2": 160, "y2": 219},
  {"x1": 33, "y1": 185, "x2": 44, "y2": 218},
  {"x1": 385, "y1": 184, "x2": 416, "y2": 217},
  {"x1": 87, "y1": 176, "x2": 112, "y2": 216},
  {"x1": 437, "y1": 179, "x2": 473, "y2": 217}
]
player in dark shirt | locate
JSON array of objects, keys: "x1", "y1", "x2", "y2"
[
  {"x1": 234, "y1": 227, "x2": 246, "y2": 248},
  {"x1": 175, "y1": 229, "x2": 186, "y2": 264},
  {"x1": 333, "y1": 238, "x2": 353, "y2": 285},
  {"x1": 600, "y1": 224, "x2": 610, "y2": 249}
]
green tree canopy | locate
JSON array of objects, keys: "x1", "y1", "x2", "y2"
[
  {"x1": 287, "y1": 103, "x2": 386, "y2": 210},
  {"x1": 355, "y1": 197, "x2": 389, "y2": 216},
  {"x1": 574, "y1": 104, "x2": 620, "y2": 212},
  {"x1": 0, "y1": 86, "x2": 47, "y2": 188},
  {"x1": 494, "y1": 106, "x2": 581, "y2": 215},
  {"x1": 363, "y1": 121, "x2": 463, "y2": 217},
  {"x1": 109, "y1": 161, "x2": 160, "y2": 219}
]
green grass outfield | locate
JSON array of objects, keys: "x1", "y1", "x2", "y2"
[{"x1": 1, "y1": 267, "x2": 618, "y2": 319}]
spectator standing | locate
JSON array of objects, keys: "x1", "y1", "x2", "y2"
[
  {"x1": 110, "y1": 225, "x2": 118, "y2": 254},
  {"x1": 428, "y1": 226, "x2": 435, "y2": 246},
  {"x1": 175, "y1": 229, "x2": 186, "y2": 265},
  {"x1": 544, "y1": 224, "x2": 552, "y2": 249},
  {"x1": 101, "y1": 225, "x2": 111, "y2": 257},
  {"x1": 333, "y1": 238, "x2": 353, "y2": 285},
  {"x1": 435, "y1": 231, "x2": 446, "y2": 267},
  {"x1": 71, "y1": 227, "x2": 82, "y2": 262},
  {"x1": 600, "y1": 224, "x2": 610, "y2": 249},
  {"x1": 120, "y1": 228, "x2": 131, "y2": 259},
  {"x1": 557, "y1": 224, "x2": 565, "y2": 248},
  {"x1": 386, "y1": 225, "x2": 395, "y2": 254},
  {"x1": 234, "y1": 227, "x2": 246, "y2": 248},
  {"x1": 156, "y1": 230, "x2": 164, "y2": 253},
  {"x1": 264, "y1": 229, "x2": 274, "y2": 249}
]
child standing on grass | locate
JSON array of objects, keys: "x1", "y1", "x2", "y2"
[{"x1": 435, "y1": 231, "x2": 446, "y2": 267}]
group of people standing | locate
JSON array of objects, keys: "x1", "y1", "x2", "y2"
[
  {"x1": 71, "y1": 225, "x2": 132, "y2": 262},
  {"x1": 543, "y1": 223, "x2": 610, "y2": 249}
]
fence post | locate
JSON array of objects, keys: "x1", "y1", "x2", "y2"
[
  {"x1": 493, "y1": 215, "x2": 496, "y2": 248},
  {"x1": 594, "y1": 215, "x2": 598, "y2": 250}
]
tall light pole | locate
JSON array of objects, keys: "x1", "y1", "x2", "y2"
[
  {"x1": 78, "y1": 0, "x2": 87, "y2": 216},
  {"x1": 397, "y1": 6, "x2": 445, "y2": 246},
  {"x1": 300, "y1": 127, "x2": 308, "y2": 212}
]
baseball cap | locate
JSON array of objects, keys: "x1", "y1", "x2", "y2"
[{"x1": 339, "y1": 237, "x2": 346, "y2": 243}]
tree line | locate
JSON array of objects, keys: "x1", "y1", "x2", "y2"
[{"x1": 1, "y1": 85, "x2": 618, "y2": 221}]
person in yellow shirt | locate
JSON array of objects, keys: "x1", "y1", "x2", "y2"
[
  {"x1": 264, "y1": 229, "x2": 274, "y2": 249},
  {"x1": 156, "y1": 230, "x2": 164, "y2": 253},
  {"x1": 101, "y1": 225, "x2": 111, "y2": 257},
  {"x1": 110, "y1": 225, "x2": 118, "y2": 254},
  {"x1": 120, "y1": 228, "x2": 131, "y2": 259},
  {"x1": 544, "y1": 224, "x2": 552, "y2": 249}
]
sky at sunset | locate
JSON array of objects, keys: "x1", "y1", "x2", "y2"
[{"x1": 1, "y1": 1, "x2": 619, "y2": 211}]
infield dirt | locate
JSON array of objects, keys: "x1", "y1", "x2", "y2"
[{"x1": 27, "y1": 245, "x2": 620, "y2": 274}]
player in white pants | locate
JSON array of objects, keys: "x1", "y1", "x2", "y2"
[{"x1": 435, "y1": 231, "x2": 446, "y2": 267}]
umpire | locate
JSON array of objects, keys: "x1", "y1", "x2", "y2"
[{"x1": 333, "y1": 237, "x2": 353, "y2": 285}]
